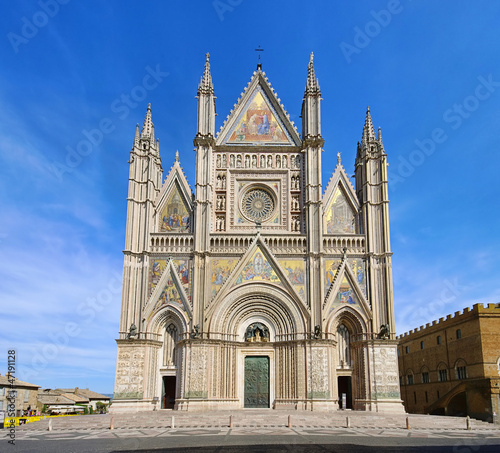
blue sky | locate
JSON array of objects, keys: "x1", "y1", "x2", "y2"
[{"x1": 1, "y1": 1, "x2": 499, "y2": 394}]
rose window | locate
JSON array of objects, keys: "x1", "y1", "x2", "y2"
[{"x1": 241, "y1": 188, "x2": 275, "y2": 222}]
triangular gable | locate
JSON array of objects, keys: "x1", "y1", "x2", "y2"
[
  {"x1": 206, "y1": 235, "x2": 308, "y2": 316},
  {"x1": 323, "y1": 161, "x2": 359, "y2": 220},
  {"x1": 216, "y1": 72, "x2": 301, "y2": 147},
  {"x1": 323, "y1": 264, "x2": 371, "y2": 319},
  {"x1": 155, "y1": 154, "x2": 193, "y2": 232},
  {"x1": 233, "y1": 246, "x2": 282, "y2": 286},
  {"x1": 144, "y1": 259, "x2": 192, "y2": 322}
]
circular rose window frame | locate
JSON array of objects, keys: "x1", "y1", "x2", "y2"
[{"x1": 240, "y1": 186, "x2": 277, "y2": 223}]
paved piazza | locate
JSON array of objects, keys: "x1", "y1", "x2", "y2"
[{"x1": 12, "y1": 411, "x2": 500, "y2": 451}]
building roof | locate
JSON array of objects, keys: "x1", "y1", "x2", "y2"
[
  {"x1": 0, "y1": 374, "x2": 40, "y2": 389},
  {"x1": 56, "y1": 387, "x2": 111, "y2": 401},
  {"x1": 58, "y1": 392, "x2": 89, "y2": 404},
  {"x1": 37, "y1": 393, "x2": 75, "y2": 406}
]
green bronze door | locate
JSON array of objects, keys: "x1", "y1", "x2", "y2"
[{"x1": 244, "y1": 356, "x2": 269, "y2": 408}]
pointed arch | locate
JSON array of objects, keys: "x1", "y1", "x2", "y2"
[{"x1": 207, "y1": 284, "x2": 308, "y2": 342}]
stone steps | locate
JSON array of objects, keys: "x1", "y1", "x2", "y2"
[{"x1": 18, "y1": 410, "x2": 499, "y2": 432}]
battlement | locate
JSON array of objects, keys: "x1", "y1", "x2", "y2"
[{"x1": 396, "y1": 303, "x2": 500, "y2": 339}]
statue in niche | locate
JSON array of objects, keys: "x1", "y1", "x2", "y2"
[
  {"x1": 252, "y1": 155, "x2": 257, "y2": 168},
  {"x1": 245, "y1": 322, "x2": 270, "y2": 342},
  {"x1": 267, "y1": 155, "x2": 273, "y2": 167},
  {"x1": 295, "y1": 155, "x2": 301, "y2": 168},
  {"x1": 260, "y1": 155, "x2": 266, "y2": 168},
  {"x1": 313, "y1": 325, "x2": 321, "y2": 339},
  {"x1": 245, "y1": 155, "x2": 250, "y2": 168},
  {"x1": 216, "y1": 154, "x2": 221, "y2": 168},
  {"x1": 276, "y1": 155, "x2": 281, "y2": 168},
  {"x1": 282, "y1": 155, "x2": 287, "y2": 168},
  {"x1": 230, "y1": 154, "x2": 235, "y2": 167},
  {"x1": 237, "y1": 155, "x2": 242, "y2": 168}
]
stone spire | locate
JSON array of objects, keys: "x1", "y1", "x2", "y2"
[
  {"x1": 362, "y1": 106, "x2": 376, "y2": 143},
  {"x1": 134, "y1": 123, "x2": 140, "y2": 145},
  {"x1": 195, "y1": 53, "x2": 216, "y2": 138},
  {"x1": 377, "y1": 126, "x2": 384, "y2": 146},
  {"x1": 305, "y1": 52, "x2": 320, "y2": 93},
  {"x1": 141, "y1": 103, "x2": 154, "y2": 141},
  {"x1": 198, "y1": 53, "x2": 214, "y2": 95}
]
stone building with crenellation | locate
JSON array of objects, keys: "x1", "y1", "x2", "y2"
[
  {"x1": 111, "y1": 54, "x2": 405, "y2": 413},
  {"x1": 397, "y1": 303, "x2": 500, "y2": 423}
]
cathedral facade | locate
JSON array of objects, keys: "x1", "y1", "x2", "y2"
[{"x1": 111, "y1": 54, "x2": 404, "y2": 413}]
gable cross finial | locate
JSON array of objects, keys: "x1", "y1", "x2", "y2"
[
  {"x1": 175, "y1": 150, "x2": 179, "y2": 162},
  {"x1": 255, "y1": 46, "x2": 264, "y2": 70},
  {"x1": 337, "y1": 152, "x2": 341, "y2": 165}
]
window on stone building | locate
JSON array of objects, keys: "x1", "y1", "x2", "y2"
[
  {"x1": 407, "y1": 374, "x2": 414, "y2": 385},
  {"x1": 437, "y1": 335, "x2": 441, "y2": 345},
  {"x1": 438, "y1": 369, "x2": 448, "y2": 382},
  {"x1": 0, "y1": 387, "x2": 4, "y2": 396},
  {"x1": 456, "y1": 329, "x2": 462, "y2": 339},
  {"x1": 405, "y1": 346, "x2": 409, "y2": 354},
  {"x1": 420, "y1": 341, "x2": 424, "y2": 349},
  {"x1": 24, "y1": 390, "x2": 29, "y2": 402},
  {"x1": 456, "y1": 365, "x2": 467, "y2": 380},
  {"x1": 422, "y1": 372, "x2": 430, "y2": 383}
]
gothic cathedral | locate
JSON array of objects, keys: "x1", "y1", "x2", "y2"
[{"x1": 112, "y1": 54, "x2": 404, "y2": 413}]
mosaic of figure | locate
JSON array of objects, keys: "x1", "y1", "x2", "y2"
[
  {"x1": 325, "y1": 187, "x2": 356, "y2": 234},
  {"x1": 160, "y1": 188, "x2": 190, "y2": 232},
  {"x1": 228, "y1": 91, "x2": 288, "y2": 144}
]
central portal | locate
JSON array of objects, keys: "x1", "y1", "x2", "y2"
[{"x1": 244, "y1": 356, "x2": 269, "y2": 408}]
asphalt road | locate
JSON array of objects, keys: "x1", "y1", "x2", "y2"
[{"x1": 8, "y1": 433, "x2": 500, "y2": 453}]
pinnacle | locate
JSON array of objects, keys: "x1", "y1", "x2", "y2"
[
  {"x1": 141, "y1": 104, "x2": 154, "y2": 140},
  {"x1": 362, "y1": 106, "x2": 376, "y2": 143},
  {"x1": 198, "y1": 52, "x2": 214, "y2": 93},
  {"x1": 306, "y1": 52, "x2": 320, "y2": 93}
]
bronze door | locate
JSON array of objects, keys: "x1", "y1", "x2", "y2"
[{"x1": 244, "y1": 356, "x2": 269, "y2": 408}]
